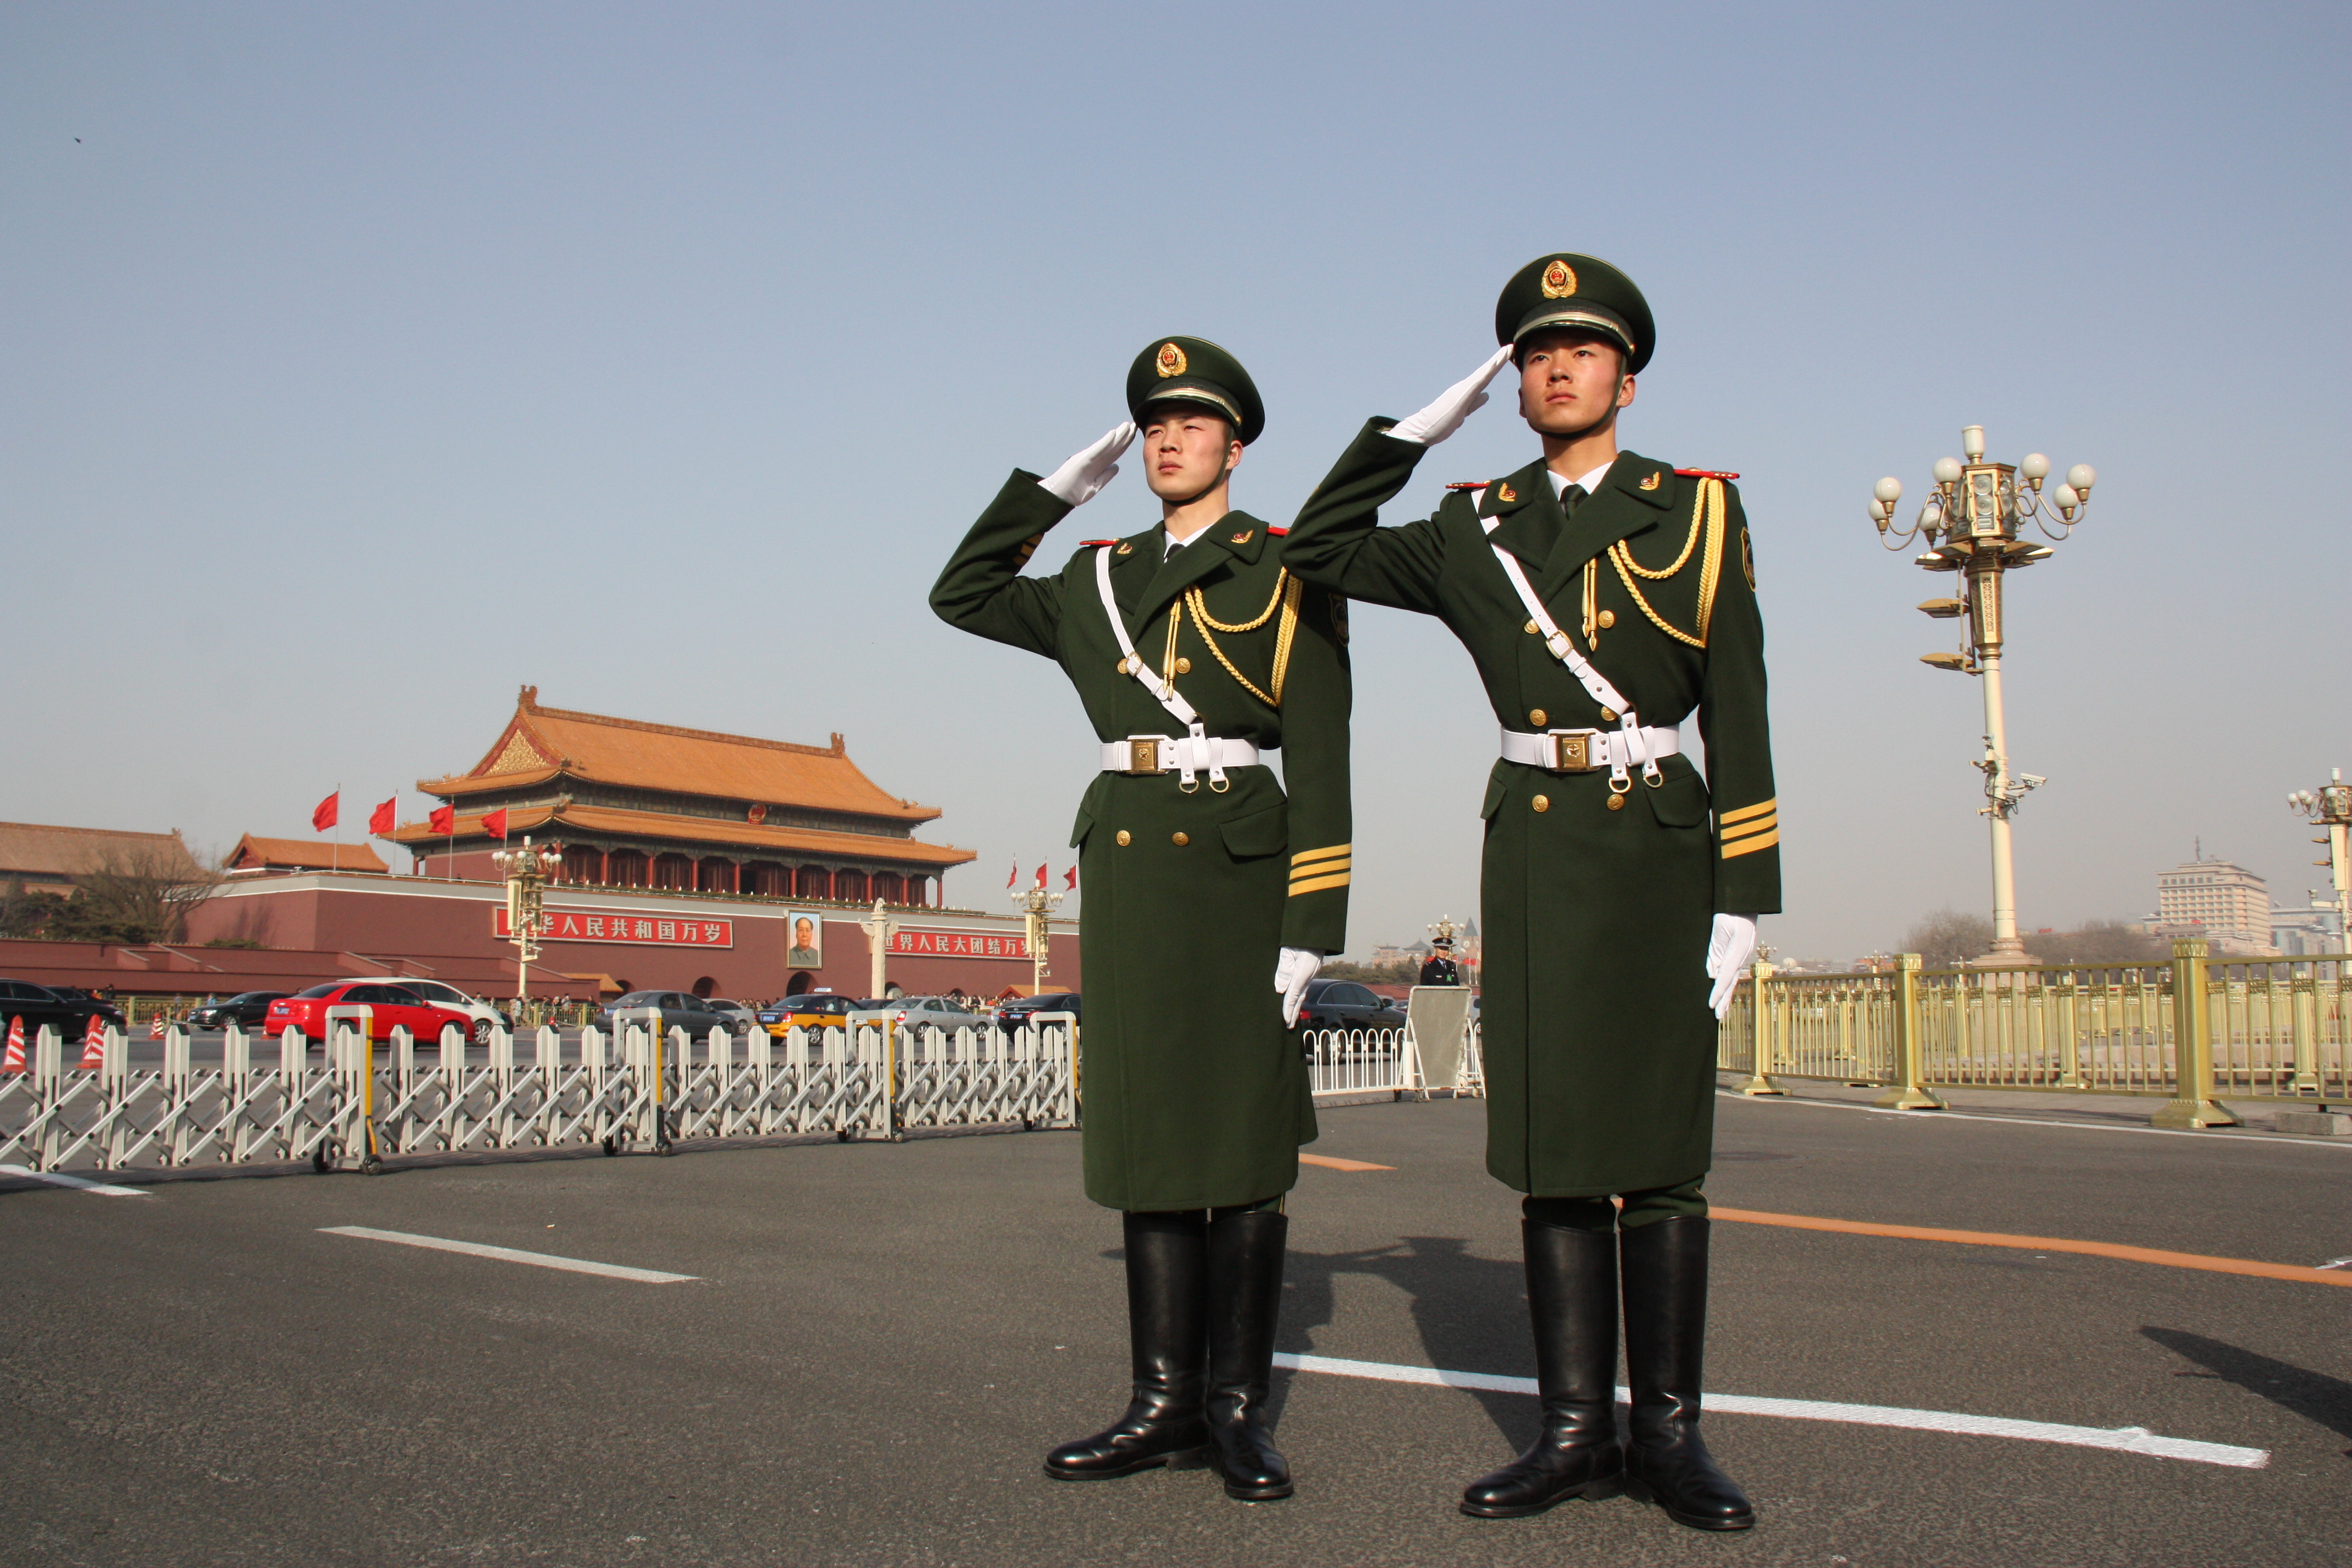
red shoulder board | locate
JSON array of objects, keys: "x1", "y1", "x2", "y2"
[
  {"x1": 1673, "y1": 468, "x2": 1740, "y2": 480},
  {"x1": 1077, "y1": 539, "x2": 1115, "y2": 548},
  {"x1": 1265, "y1": 526, "x2": 1288, "y2": 536},
  {"x1": 1445, "y1": 480, "x2": 1488, "y2": 491}
]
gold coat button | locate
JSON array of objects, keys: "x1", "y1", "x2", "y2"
[
  {"x1": 1532, "y1": 795, "x2": 1550, "y2": 813},
  {"x1": 1607, "y1": 794, "x2": 1626, "y2": 811},
  {"x1": 1597, "y1": 609, "x2": 1616, "y2": 629},
  {"x1": 1600, "y1": 707, "x2": 1618, "y2": 723},
  {"x1": 1115, "y1": 830, "x2": 1131, "y2": 846},
  {"x1": 1524, "y1": 619, "x2": 1539, "y2": 635},
  {"x1": 1528, "y1": 708, "x2": 1547, "y2": 727},
  {"x1": 1172, "y1": 831, "x2": 1189, "y2": 846},
  {"x1": 1174, "y1": 657, "x2": 1191, "y2": 673}
]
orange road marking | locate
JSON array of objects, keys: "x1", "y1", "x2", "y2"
[
  {"x1": 1712, "y1": 1207, "x2": 2352, "y2": 1288},
  {"x1": 1300, "y1": 1153, "x2": 1393, "y2": 1172}
]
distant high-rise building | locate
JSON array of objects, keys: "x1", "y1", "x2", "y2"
[{"x1": 2155, "y1": 857, "x2": 2274, "y2": 954}]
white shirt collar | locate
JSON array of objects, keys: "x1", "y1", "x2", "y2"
[{"x1": 1547, "y1": 459, "x2": 1616, "y2": 499}]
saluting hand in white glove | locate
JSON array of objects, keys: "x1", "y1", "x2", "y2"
[
  {"x1": 1386, "y1": 344, "x2": 1516, "y2": 447},
  {"x1": 1274, "y1": 946, "x2": 1324, "y2": 1027},
  {"x1": 1705, "y1": 913, "x2": 1760, "y2": 1021},
  {"x1": 1038, "y1": 421, "x2": 1137, "y2": 507}
]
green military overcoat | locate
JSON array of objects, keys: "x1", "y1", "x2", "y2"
[
  {"x1": 1284, "y1": 424, "x2": 1780, "y2": 1198},
  {"x1": 932, "y1": 473, "x2": 1352, "y2": 1212}
]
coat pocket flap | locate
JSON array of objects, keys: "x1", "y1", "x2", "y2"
[
  {"x1": 1069, "y1": 776, "x2": 1110, "y2": 848},
  {"x1": 1643, "y1": 767, "x2": 1712, "y2": 829},
  {"x1": 1479, "y1": 767, "x2": 1510, "y2": 822},
  {"x1": 1219, "y1": 801, "x2": 1289, "y2": 859}
]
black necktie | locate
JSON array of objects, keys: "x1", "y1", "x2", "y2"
[{"x1": 1560, "y1": 482, "x2": 1588, "y2": 518}]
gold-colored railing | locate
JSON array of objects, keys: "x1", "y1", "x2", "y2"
[{"x1": 1718, "y1": 939, "x2": 2348, "y2": 1126}]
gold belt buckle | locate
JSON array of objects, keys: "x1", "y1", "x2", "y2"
[
  {"x1": 1128, "y1": 738, "x2": 1161, "y2": 774},
  {"x1": 1550, "y1": 731, "x2": 1596, "y2": 772}
]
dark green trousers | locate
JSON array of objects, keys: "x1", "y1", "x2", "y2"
[{"x1": 1523, "y1": 1178, "x2": 1705, "y2": 1232}]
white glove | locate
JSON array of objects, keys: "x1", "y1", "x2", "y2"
[
  {"x1": 1274, "y1": 947, "x2": 1324, "y2": 1027},
  {"x1": 1038, "y1": 421, "x2": 1137, "y2": 507},
  {"x1": 1705, "y1": 913, "x2": 1760, "y2": 1020},
  {"x1": 1386, "y1": 345, "x2": 1516, "y2": 446}
]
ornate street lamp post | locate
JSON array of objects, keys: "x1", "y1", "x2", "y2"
[
  {"x1": 1012, "y1": 880, "x2": 1064, "y2": 998},
  {"x1": 491, "y1": 835, "x2": 563, "y2": 1025},
  {"x1": 2288, "y1": 771, "x2": 2352, "y2": 962},
  {"x1": 1871, "y1": 427, "x2": 2096, "y2": 966}
]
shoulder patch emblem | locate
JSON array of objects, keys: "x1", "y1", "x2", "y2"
[
  {"x1": 1155, "y1": 341, "x2": 1186, "y2": 378},
  {"x1": 1741, "y1": 527, "x2": 1756, "y2": 590},
  {"x1": 1116, "y1": 540, "x2": 1134, "y2": 555},
  {"x1": 1638, "y1": 471, "x2": 1662, "y2": 491},
  {"x1": 1496, "y1": 482, "x2": 1518, "y2": 503},
  {"x1": 1674, "y1": 467, "x2": 1741, "y2": 480},
  {"x1": 1229, "y1": 529, "x2": 1254, "y2": 545}
]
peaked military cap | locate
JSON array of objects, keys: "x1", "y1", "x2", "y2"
[
  {"x1": 1495, "y1": 254, "x2": 1654, "y2": 375},
  {"x1": 1126, "y1": 335, "x2": 1264, "y2": 445}
]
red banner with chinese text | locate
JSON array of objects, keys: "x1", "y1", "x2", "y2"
[
  {"x1": 886, "y1": 928, "x2": 1031, "y2": 961},
  {"x1": 494, "y1": 908, "x2": 734, "y2": 948}
]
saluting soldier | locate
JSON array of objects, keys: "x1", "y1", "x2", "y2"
[
  {"x1": 1282, "y1": 256, "x2": 1777, "y2": 1533},
  {"x1": 930, "y1": 337, "x2": 1352, "y2": 1503}
]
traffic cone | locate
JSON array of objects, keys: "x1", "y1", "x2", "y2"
[
  {"x1": 149, "y1": 1015, "x2": 166, "y2": 1039},
  {"x1": 78, "y1": 1014, "x2": 106, "y2": 1069},
  {"x1": 3, "y1": 1017, "x2": 23, "y2": 1074}
]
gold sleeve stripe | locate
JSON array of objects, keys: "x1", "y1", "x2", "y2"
[
  {"x1": 1291, "y1": 843, "x2": 1352, "y2": 867},
  {"x1": 1721, "y1": 815, "x2": 1777, "y2": 843},
  {"x1": 1719, "y1": 798, "x2": 1777, "y2": 825},
  {"x1": 1291, "y1": 859, "x2": 1351, "y2": 882},
  {"x1": 1721, "y1": 829, "x2": 1778, "y2": 859},
  {"x1": 1289, "y1": 871, "x2": 1352, "y2": 896}
]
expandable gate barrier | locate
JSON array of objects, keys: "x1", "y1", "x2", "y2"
[{"x1": 0, "y1": 1012, "x2": 1077, "y2": 1174}]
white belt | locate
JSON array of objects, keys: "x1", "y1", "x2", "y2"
[
  {"x1": 1101, "y1": 734, "x2": 1261, "y2": 781},
  {"x1": 1500, "y1": 725, "x2": 1679, "y2": 776}
]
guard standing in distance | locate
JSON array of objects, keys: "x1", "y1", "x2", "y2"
[
  {"x1": 1418, "y1": 934, "x2": 1462, "y2": 987},
  {"x1": 930, "y1": 337, "x2": 1352, "y2": 1503},
  {"x1": 1282, "y1": 255, "x2": 1778, "y2": 1532}
]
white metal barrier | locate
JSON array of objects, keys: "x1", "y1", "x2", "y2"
[
  {"x1": 0, "y1": 1014, "x2": 1079, "y2": 1174},
  {"x1": 1303, "y1": 1020, "x2": 1485, "y2": 1098}
]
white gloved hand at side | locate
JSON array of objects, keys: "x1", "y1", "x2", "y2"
[
  {"x1": 1274, "y1": 946, "x2": 1324, "y2": 1027},
  {"x1": 1705, "y1": 913, "x2": 1760, "y2": 1020},
  {"x1": 1386, "y1": 345, "x2": 1516, "y2": 446},
  {"x1": 1038, "y1": 421, "x2": 1137, "y2": 507}
]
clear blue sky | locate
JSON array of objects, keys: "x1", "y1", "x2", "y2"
[{"x1": 5, "y1": 2, "x2": 2346, "y2": 961}]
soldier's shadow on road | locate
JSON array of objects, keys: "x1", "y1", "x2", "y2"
[
  {"x1": 2142, "y1": 1326, "x2": 2352, "y2": 1457},
  {"x1": 1277, "y1": 1236, "x2": 1538, "y2": 1451}
]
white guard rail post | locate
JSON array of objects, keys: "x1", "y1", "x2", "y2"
[{"x1": 321, "y1": 1004, "x2": 382, "y2": 1174}]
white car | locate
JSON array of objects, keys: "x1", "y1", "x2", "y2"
[
  {"x1": 891, "y1": 995, "x2": 988, "y2": 1033},
  {"x1": 709, "y1": 1000, "x2": 760, "y2": 1034},
  {"x1": 344, "y1": 977, "x2": 508, "y2": 1044}
]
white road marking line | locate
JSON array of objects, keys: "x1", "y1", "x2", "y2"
[
  {"x1": 0, "y1": 1164, "x2": 150, "y2": 1196},
  {"x1": 1273, "y1": 1352, "x2": 2269, "y2": 1470},
  {"x1": 2318, "y1": 1255, "x2": 2352, "y2": 1270},
  {"x1": 1717, "y1": 1090, "x2": 2352, "y2": 1149},
  {"x1": 319, "y1": 1226, "x2": 696, "y2": 1283}
]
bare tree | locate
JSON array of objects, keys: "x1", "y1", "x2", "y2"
[
  {"x1": 50, "y1": 845, "x2": 222, "y2": 945},
  {"x1": 2029, "y1": 921, "x2": 2170, "y2": 966},
  {"x1": 1897, "y1": 908, "x2": 1994, "y2": 968}
]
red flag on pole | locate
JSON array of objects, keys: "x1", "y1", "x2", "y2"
[
  {"x1": 368, "y1": 797, "x2": 396, "y2": 835},
  {"x1": 1034, "y1": 864, "x2": 1047, "y2": 889},
  {"x1": 483, "y1": 808, "x2": 510, "y2": 840},
  {"x1": 1064, "y1": 865, "x2": 1077, "y2": 890},
  {"x1": 1006, "y1": 859, "x2": 1017, "y2": 889},
  {"x1": 427, "y1": 804, "x2": 455, "y2": 835},
  {"x1": 312, "y1": 791, "x2": 339, "y2": 831}
]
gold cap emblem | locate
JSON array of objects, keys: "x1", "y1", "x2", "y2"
[
  {"x1": 1155, "y1": 341, "x2": 1187, "y2": 378},
  {"x1": 1540, "y1": 259, "x2": 1577, "y2": 298}
]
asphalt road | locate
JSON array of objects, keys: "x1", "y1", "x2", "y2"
[{"x1": 2, "y1": 1087, "x2": 2345, "y2": 1567}]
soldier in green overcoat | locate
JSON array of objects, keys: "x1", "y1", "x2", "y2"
[
  {"x1": 930, "y1": 337, "x2": 1352, "y2": 1502},
  {"x1": 1283, "y1": 256, "x2": 1779, "y2": 1532}
]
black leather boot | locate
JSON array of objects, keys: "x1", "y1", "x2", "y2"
[
  {"x1": 1044, "y1": 1211, "x2": 1210, "y2": 1481},
  {"x1": 1202, "y1": 1209, "x2": 1293, "y2": 1500},
  {"x1": 1460, "y1": 1220, "x2": 1625, "y2": 1517},
  {"x1": 1619, "y1": 1216, "x2": 1755, "y2": 1531}
]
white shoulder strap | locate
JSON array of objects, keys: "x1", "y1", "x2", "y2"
[
  {"x1": 1472, "y1": 487, "x2": 1660, "y2": 787},
  {"x1": 1095, "y1": 545, "x2": 1222, "y2": 791}
]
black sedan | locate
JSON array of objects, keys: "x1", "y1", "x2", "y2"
[
  {"x1": 1294, "y1": 979, "x2": 1405, "y2": 1032},
  {"x1": 0, "y1": 979, "x2": 124, "y2": 1039},
  {"x1": 993, "y1": 992, "x2": 1081, "y2": 1030},
  {"x1": 187, "y1": 991, "x2": 291, "y2": 1030}
]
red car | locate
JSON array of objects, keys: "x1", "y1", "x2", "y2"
[{"x1": 264, "y1": 982, "x2": 476, "y2": 1044}]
